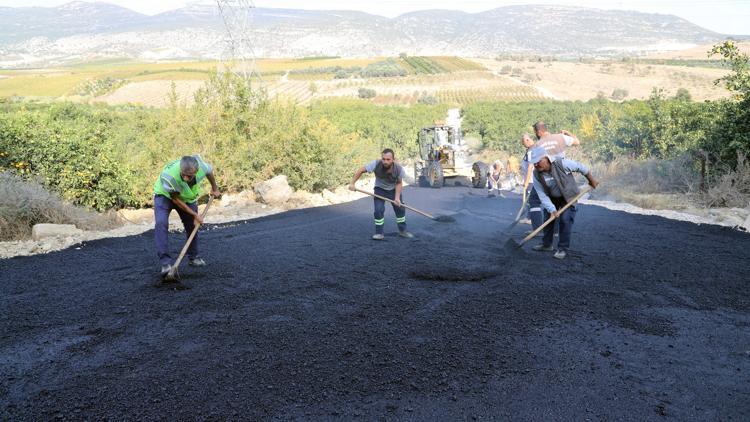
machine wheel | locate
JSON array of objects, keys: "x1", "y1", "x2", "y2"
[
  {"x1": 472, "y1": 161, "x2": 489, "y2": 188},
  {"x1": 427, "y1": 161, "x2": 444, "y2": 188},
  {"x1": 415, "y1": 162, "x2": 429, "y2": 187}
]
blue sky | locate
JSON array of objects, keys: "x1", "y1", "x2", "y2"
[{"x1": 1, "y1": 0, "x2": 748, "y2": 35}]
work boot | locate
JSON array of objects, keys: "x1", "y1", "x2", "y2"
[
  {"x1": 160, "y1": 264, "x2": 172, "y2": 277},
  {"x1": 398, "y1": 231, "x2": 414, "y2": 239},
  {"x1": 189, "y1": 257, "x2": 207, "y2": 267},
  {"x1": 554, "y1": 249, "x2": 567, "y2": 260},
  {"x1": 372, "y1": 234, "x2": 385, "y2": 241},
  {"x1": 532, "y1": 244, "x2": 553, "y2": 252}
]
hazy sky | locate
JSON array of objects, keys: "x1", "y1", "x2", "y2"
[{"x1": 1, "y1": 0, "x2": 748, "y2": 35}]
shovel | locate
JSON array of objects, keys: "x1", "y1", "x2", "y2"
[
  {"x1": 163, "y1": 196, "x2": 214, "y2": 282},
  {"x1": 354, "y1": 188, "x2": 455, "y2": 223},
  {"x1": 505, "y1": 185, "x2": 592, "y2": 254}
]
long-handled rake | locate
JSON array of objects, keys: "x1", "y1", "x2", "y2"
[
  {"x1": 354, "y1": 188, "x2": 455, "y2": 223},
  {"x1": 505, "y1": 186, "x2": 592, "y2": 254},
  {"x1": 163, "y1": 196, "x2": 214, "y2": 282}
]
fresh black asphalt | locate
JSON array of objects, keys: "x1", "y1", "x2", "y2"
[{"x1": 1, "y1": 185, "x2": 749, "y2": 420}]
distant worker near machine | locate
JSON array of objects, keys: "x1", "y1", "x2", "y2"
[
  {"x1": 349, "y1": 148, "x2": 414, "y2": 240},
  {"x1": 487, "y1": 160, "x2": 506, "y2": 197}
]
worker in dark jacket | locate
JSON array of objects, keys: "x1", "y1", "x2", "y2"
[{"x1": 529, "y1": 146, "x2": 598, "y2": 259}]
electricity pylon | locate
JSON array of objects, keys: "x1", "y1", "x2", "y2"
[{"x1": 215, "y1": 0, "x2": 263, "y2": 85}]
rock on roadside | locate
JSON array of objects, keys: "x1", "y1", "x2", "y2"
[
  {"x1": 31, "y1": 224, "x2": 83, "y2": 240},
  {"x1": 119, "y1": 208, "x2": 153, "y2": 224},
  {"x1": 255, "y1": 175, "x2": 292, "y2": 206},
  {"x1": 287, "y1": 191, "x2": 330, "y2": 209}
]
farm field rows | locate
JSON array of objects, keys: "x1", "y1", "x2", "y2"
[
  {"x1": 0, "y1": 57, "x2": 380, "y2": 99},
  {"x1": 0, "y1": 56, "x2": 732, "y2": 105}
]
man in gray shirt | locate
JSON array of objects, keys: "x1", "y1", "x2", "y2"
[{"x1": 349, "y1": 148, "x2": 413, "y2": 240}]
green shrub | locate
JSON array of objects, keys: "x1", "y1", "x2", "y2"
[
  {"x1": 610, "y1": 88, "x2": 628, "y2": 101},
  {"x1": 417, "y1": 95, "x2": 438, "y2": 105},
  {"x1": 0, "y1": 103, "x2": 137, "y2": 210},
  {"x1": 358, "y1": 88, "x2": 377, "y2": 99}
]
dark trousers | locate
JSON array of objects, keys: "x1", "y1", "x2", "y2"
[
  {"x1": 526, "y1": 187, "x2": 544, "y2": 230},
  {"x1": 154, "y1": 195, "x2": 199, "y2": 266},
  {"x1": 373, "y1": 186, "x2": 406, "y2": 234},
  {"x1": 542, "y1": 196, "x2": 576, "y2": 251}
]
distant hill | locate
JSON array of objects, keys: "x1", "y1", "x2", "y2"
[{"x1": 0, "y1": 1, "x2": 733, "y2": 67}]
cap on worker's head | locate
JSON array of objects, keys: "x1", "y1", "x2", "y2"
[{"x1": 529, "y1": 146, "x2": 548, "y2": 164}]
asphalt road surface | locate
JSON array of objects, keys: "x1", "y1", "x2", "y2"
[{"x1": 2, "y1": 185, "x2": 749, "y2": 420}]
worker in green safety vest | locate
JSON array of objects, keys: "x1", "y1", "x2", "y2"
[{"x1": 153, "y1": 155, "x2": 220, "y2": 278}]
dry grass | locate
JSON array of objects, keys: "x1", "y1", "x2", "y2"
[
  {"x1": 702, "y1": 153, "x2": 750, "y2": 208},
  {"x1": 578, "y1": 154, "x2": 701, "y2": 209},
  {"x1": 580, "y1": 153, "x2": 750, "y2": 211},
  {"x1": 588, "y1": 155, "x2": 700, "y2": 194},
  {"x1": 97, "y1": 80, "x2": 207, "y2": 107},
  {"x1": 0, "y1": 173, "x2": 120, "y2": 241}
]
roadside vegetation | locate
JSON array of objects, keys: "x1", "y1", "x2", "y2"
[{"x1": 0, "y1": 71, "x2": 447, "y2": 212}]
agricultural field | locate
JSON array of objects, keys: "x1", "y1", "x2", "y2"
[
  {"x1": 309, "y1": 71, "x2": 548, "y2": 105},
  {"x1": 646, "y1": 41, "x2": 750, "y2": 60},
  {"x1": 473, "y1": 57, "x2": 731, "y2": 101},
  {"x1": 399, "y1": 56, "x2": 484, "y2": 74},
  {"x1": 0, "y1": 55, "x2": 733, "y2": 106},
  {"x1": 0, "y1": 57, "x2": 379, "y2": 99}
]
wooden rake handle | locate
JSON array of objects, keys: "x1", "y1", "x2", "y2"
[
  {"x1": 522, "y1": 164, "x2": 533, "y2": 203},
  {"x1": 514, "y1": 165, "x2": 535, "y2": 221},
  {"x1": 514, "y1": 190, "x2": 530, "y2": 221},
  {"x1": 517, "y1": 185, "x2": 592, "y2": 246},
  {"x1": 354, "y1": 187, "x2": 435, "y2": 220},
  {"x1": 171, "y1": 195, "x2": 214, "y2": 271}
]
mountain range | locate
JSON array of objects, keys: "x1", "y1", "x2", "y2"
[{"x1": 0, "y1": 1, "x2": 736, "y2": 67}]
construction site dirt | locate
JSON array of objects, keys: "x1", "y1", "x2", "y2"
[{"x1": 1, "y1": 185, "x2": 749, "y2": 420}]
